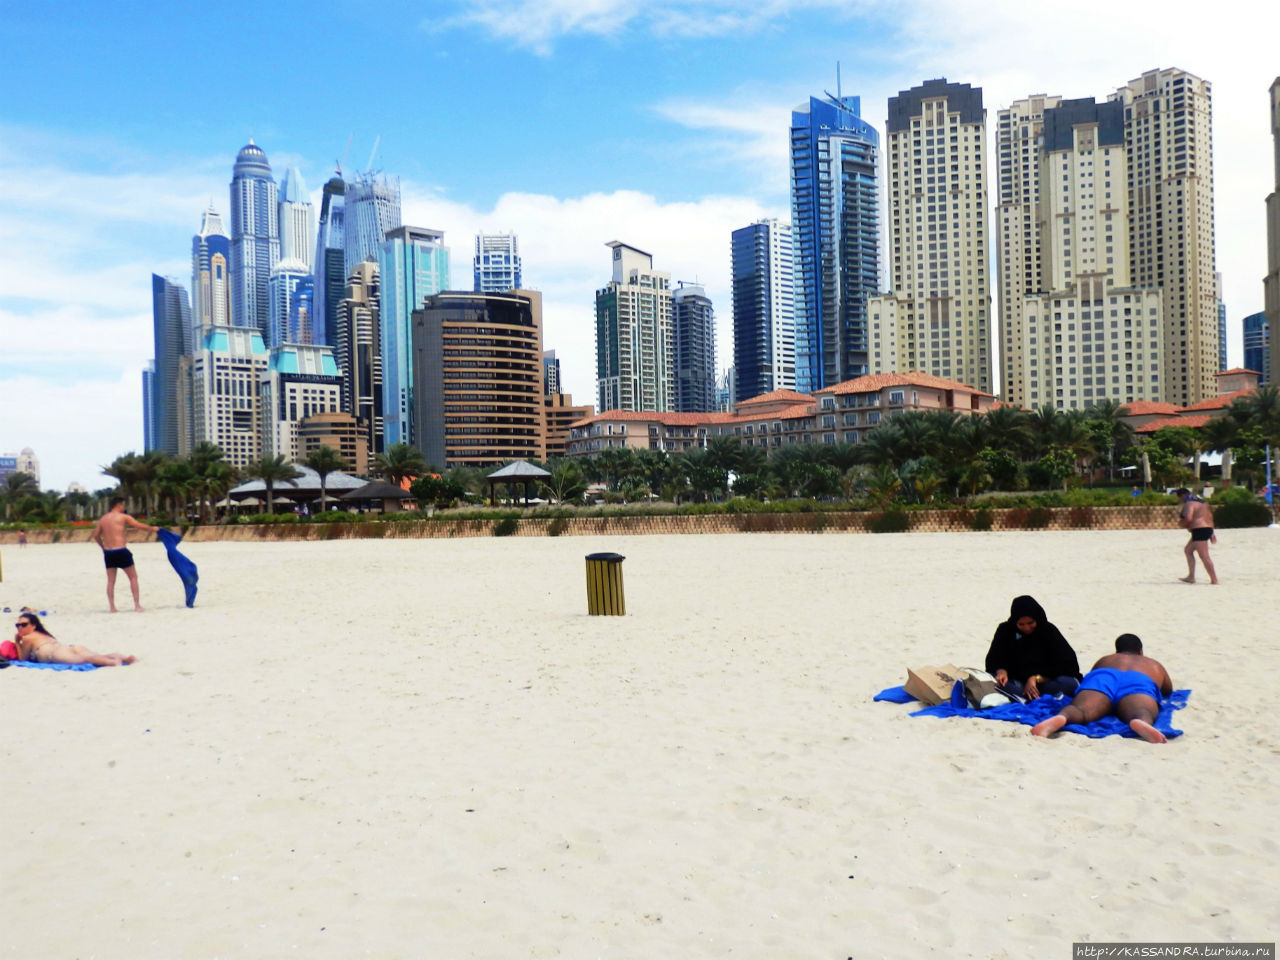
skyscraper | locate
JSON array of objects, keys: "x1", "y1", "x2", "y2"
[
  {"x1": 192, "y1": 205, "x2": 231, "y2": 338},
  {"x1": 789, "y1": 95, "x2": 880, "y2": 392},
  {"x1": 334, "y1": 261, "x2": 383, "y2": 462},
  {"x1": 267, "y1": 259, "x2": 312, "y2": 347},
  {"x1": 995, "y1": 94, "x2": 1062, "y2": 406},
  {"x1": 378, "y1": 226, "x2": 450, "y2": 447},
  {"x1": 731, "y1": 219, "x2": 795, "y2": 401},
  {"x1": 1109, "y1": 68, "x2": 1216, "y2": 405},
  {"x1": 1011, "y1": 98, "x2": 1164, "y2": 409},
  {"x1": 595, "y1": 241, "x2": 673, "y2": 413},
  {"x1": 543, "y1": 350, "x2": 561, "y2": 395},
  {"x1": 190, "y1": 325, "x2": 269, "y2": 468},
  {"x1": 473, "y1": 232, "x2": 523, "y2": 292},
  {"x1": 260, "y1": 343, "x2": 343, "y2": 462},
  {"x1": 1216, "y1": 272, "x2": 1227, "y2": 371},
  {"x1": 1265, "y1": 78, "x2": 1280, "y2": 381},
  {"x1": 1243, "y1": 312, "x2": 1270, "y2": 385},
  {"x1": 869, "y1": 79, "x2": 992, "y2": 393},
  {"x1": 673, "y1": 282, "x2": 717, "y2": 412},
  {"x1": 278, "y1": 167, "x2": 315, "y2": 272},
  {"x1": 229, "y1": 141, "x2": 280, "y2": 337},
  {"x1": 411, "y1": 290, "x2": 545, "y2": 468},
  {"x1": 148, "y1": 275, "x2": 191, "y2": 455},
  {"x1": 313, "y1": 175, "x2": 346, "y2": 348},
  {"x1": 344, "y1": 172, "x2": 401, "y2": 276}
]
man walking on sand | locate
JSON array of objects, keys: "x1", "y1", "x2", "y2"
[
  {"x1": 1176, "y1": 487, "x2": 1218, "y2": 584},
  {"x1": 1031, "y1": 634, "x2": 1174, "y2": 743},
  {"x1": 91, "y1": 498, "x2": 158, "y2": 612}
]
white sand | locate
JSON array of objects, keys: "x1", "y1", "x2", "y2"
[{"x1": 3, "y1": 529, "x2": 1278, "y2": 958}]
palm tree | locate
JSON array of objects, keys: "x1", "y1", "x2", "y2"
[
  {"x1": 156, "y1": 459, "x2": 198, "y2": 519},
  {"x1": 373, "y1": 443, "x2": 428, "y2": 488},
  {"x1": 1198, "y1": 416, "x2": 1239, "y2": 487},
  {"x1": 244, "y1": 455, "x2": 303, "y2": 513},
  {"x1": 305, "y1": 445, "x2": 349, "y2": 513},
  {"x1": 188, "y1": 441, "x2": 227, "y2": 521},
  {"x1": 200, "y1": 461, "x2": 239, "y2": 520},
  {"x1": 982, "y1": 406, "x2": 1034, "y2": 460},
  {"x1": 540, "y1": 459, "x2": 587, "y2": 504},
  {"x1": 101, "y1": 453, "x2": 144, "y2": 512},
  {"x1": 1085, "y1": 398, "x2": 1133, "y2": 481},
  {"x1": 2, "y1": 471, "x2": 40, "y2": 520}
]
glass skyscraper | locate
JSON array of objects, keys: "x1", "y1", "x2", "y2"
[
  {"x1": 278, "y1": 167, "x2": 315, "y2": 272},
  {"x1": 192, "y1": 205, "x2": 230, "y2": 338},
  {"x1": 268, "y1": 260, "x2": 313, "y2": 347},
  {"x1": 313, "y1": 175, "x2": 346, "y2": 348},
  {"x1": 345, "y1": 172, "x2": 401, "y2": 277},
  {"x1": 673, "y1": 282, "x2": 717, "y2": 412},
  {"x1": 1244, "y1": 312, "x2": 1270, "y2": 385},
  {"x1": 149, "y1": 274, "x2": 191, "y2": 455},
  {"x1": 473, "y1": 232, "x2": 522, "y2": 292},
  {"x1": 790, "y1": 95, "x2": 880, "y2": 392},
  {"x1": 229, "y1": 141, "x2": 280, "y2": 337},
  {"x1": 731, "y1": 219, "x2": 795, "y2": 402},
  {"x1": 379, "y1": 226, "x2": 450, "y2": 447}
]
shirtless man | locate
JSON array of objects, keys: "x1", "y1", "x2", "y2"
[
  {"x1": 91, "y1": 498, "x2": 157, "y2": 612},
  {"x1": 1176, "y1": 487, "x2": 1218, "y2": 584},
  {"x1": 1031, "y1": 634, "x2": 1174, "y2": 743}
]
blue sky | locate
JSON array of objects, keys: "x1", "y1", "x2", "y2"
[{"x1": 1, "y1": 0, "x2": 1274, "y2": 491}]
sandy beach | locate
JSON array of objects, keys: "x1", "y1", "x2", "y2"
[{"x1": 3, "y1": 529, "x2": 1277, "y2": 959}]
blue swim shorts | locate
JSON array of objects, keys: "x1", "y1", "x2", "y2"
[
  {"x1": 1078, "y1": 667, "x2": 1160, "y2": 702},
  {"x1": 103, "y1": 547, "x2": 135, "y2": 570}
]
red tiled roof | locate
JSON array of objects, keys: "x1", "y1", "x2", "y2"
[
  {"x1": 1181, "y1": 388, "x2": 1254, "y2": 412},
  {"x1": 821, "y1": 370, "x2": 993, "y2": 397},
  {"x1": 1135, "y1": 414, "x2": 1214, "y2": 433},
  {"x1": 735, "y1": 389, "x2": 814, "y2": 407},
  {"x1": 1120, "y1": 401, "x2": 1180, "y2": 416},
  {"x1": 1217, "y1": 368, "x2": 1261, "y2": 377}
]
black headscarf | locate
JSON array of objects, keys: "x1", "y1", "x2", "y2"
[{"x1": 984, "y1": 595, "x2": 1081, "y2": 683}]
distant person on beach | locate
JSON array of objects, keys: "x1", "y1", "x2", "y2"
[
  {"x1": 1031, "y1": 634, "x2": 1173, "y2": 743},
  {"x1": 91, "y1": 498, "x2": 157, "y2": 612},
  {"x1": 10, "y1": 612, "x2": 136, "y2": 666},
  {"x1": 1175, "y1": 487, "x2": 1218, "y2": 585},
  {"x1": 17, "y1": 529, "x2": 27, "y2": 547},
  {"x1": 985, "y1": 595, "x2": 1082, "y2": 699}
]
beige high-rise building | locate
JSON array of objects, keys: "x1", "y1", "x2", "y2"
[
  {"x1": 1109, "y1": 68, "x2": 1216, "y2": 405},
  {"x1": 259, "y1": 344, "x2": 343, "y2": 463},
  {"x1": 1016, "y1": 99, "x2": 1164, "y2": 410},
  {"x1": 190, "y1": 325, "x2": 269, "y2": 469},
  {"x1": 595, "y1": 241, "x2": 674, "y2": 412},
  {"x1": 995, "y1": 95, "x2": 1061, "y2": 406},
  {"x1": 334, "y1": 262, "x2": 382, "y2": 463},
  {"x1": 1265, "y1": 78, "x2": 1280, "y2": 380},
  {"x1": 869, "y1": 79, "x2": 993, "y2": 393}
]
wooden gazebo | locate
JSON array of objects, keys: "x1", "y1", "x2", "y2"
[{"x1": 485, "y1": 460, "x2": 550, "y2": 506}]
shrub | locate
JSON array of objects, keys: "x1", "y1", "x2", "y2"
[
  {"x1": 493, "y1": 517, "x2": 519, "y2": 537},
  {"x1": 1213, "y1": 500, "x2": 1273, "y2": 528},
  {"x1": 547, "y1": 518, "x2": 565, "y2": 537},
  {"x1": 870, "y1": 510, "x2": 911, "y2": 534},
  {"x1": 1210, "y1": 486, "x2": 1259, "y2": 505},
  {"x1": 1025, "y1": 507, "x2": 1052, "y2": 529},
  {"x1": 970, "y1": 508, "x2": 993, "y2": 531}
]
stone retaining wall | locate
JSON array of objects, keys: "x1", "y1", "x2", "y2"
[{"x1": 1, "y1": 503, "x2": 1246, "y2": 545}]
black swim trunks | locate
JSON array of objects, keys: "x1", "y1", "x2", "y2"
[
  {"x1": 103, "y1": 547, "x2": 135, "y2": 569},
  {"x1": 1190, "y1": 527, "x2": 1214, "y2": 542}
]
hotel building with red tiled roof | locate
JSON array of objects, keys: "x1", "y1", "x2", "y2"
[{"x1": 567, "y1": 371, "x2": 994, "y2": 457}]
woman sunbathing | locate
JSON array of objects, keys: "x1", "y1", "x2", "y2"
[{"x1": 12, "y1": 613, "x2": 136, "y2": 667}]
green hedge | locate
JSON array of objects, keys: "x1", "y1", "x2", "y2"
[{"x1": 1213, "y1": 500, "x2": 1273, "y2": 528}]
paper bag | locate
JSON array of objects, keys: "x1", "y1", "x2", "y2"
[{"x1": 904, "y1": 664, "x2": 963, "y2": 705}]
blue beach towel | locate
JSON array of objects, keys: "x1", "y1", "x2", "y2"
[
  {"x1": 12, "y1": 661, "x2": 100, "y2": 671},
  {"x1": 874, "y1": 684, "x2": 1189, "y2": 739},
  {"x1": 156, "y1": 528, "x2": 198, "y2": 607}
]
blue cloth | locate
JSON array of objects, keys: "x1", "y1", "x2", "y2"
[
  {"x1": 156, "y1": 528, "x2": 198, "y2": 607},
  {"x1": 874, "y1": 684, "x2": 1190, "y2": 739},
  {"x1": 1077, "y1": 667, "x2": 1161, "y2": 703},
  {"x1": 12, "y1": 661, "x2": 99, "y2": 671}
]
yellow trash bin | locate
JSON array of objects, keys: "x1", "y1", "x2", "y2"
[{"x1": 585, "y1": 552, "x2": 626, "y2": 615}]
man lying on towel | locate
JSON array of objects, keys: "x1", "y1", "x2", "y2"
[{"x1": 1031, "y1": 633, "x2": 1173, "y2": 744}]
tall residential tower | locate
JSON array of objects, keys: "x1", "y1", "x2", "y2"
[
  {"x1": 344, "y1": 172, "x2": 401, "y2": 276},
  {"x1": 789, "y1": 95, "x2": 879, "y2": 392},
  {"x1": 1109, "y1": 68, "x2": 1216, "y2": 405},
  {"x1": 595, "y1": 241, "x2": 673, "y2": 412},
  {"x1": 869, "y1": 79, "x2": 993, "y2": 393},
  {"x1": 277, "y1": 167, "x2": 315, "y2": 271},
  {"x1": 730, "y1": 219, "x2": 795, "y2": 401},
  {"x1": 229, "y1": 141, "x2": 280, "y2": 336},
  {"x1": 673, "y1": 282, "x2": 716, "y2": 413},
  {"x1": 473, "y1": 232, "x2": 522, "y2": 292}
]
